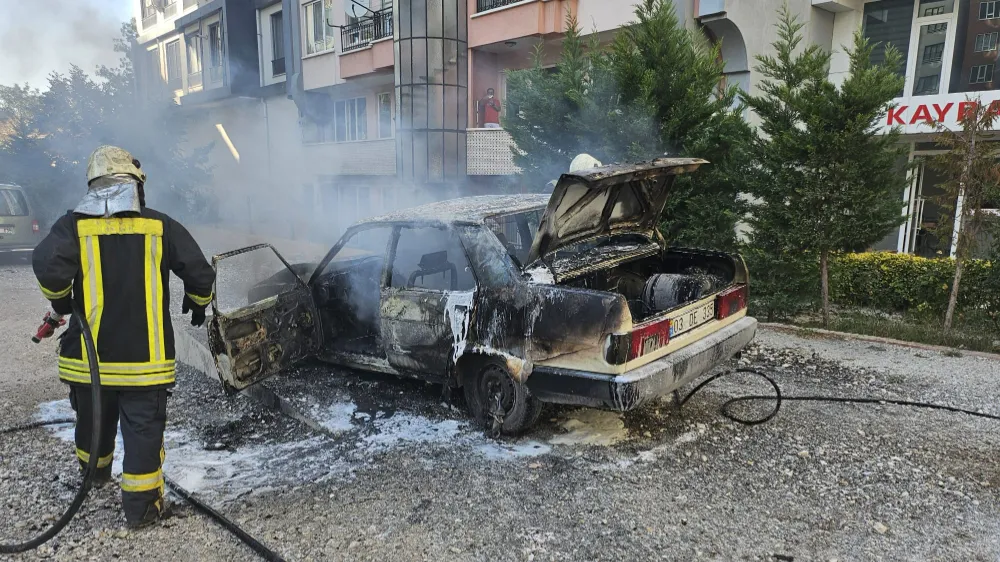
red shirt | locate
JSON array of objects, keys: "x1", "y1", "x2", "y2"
[{"x1": 481, "y1": 97, "x2": 501, "y2": 125}]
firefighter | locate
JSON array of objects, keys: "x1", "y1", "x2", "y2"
[{"x1": 32, "y1": 145, "x2": 216, "y2": 528}]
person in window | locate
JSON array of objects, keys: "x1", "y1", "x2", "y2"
[{"x1": 479, "y1": 88, "x2": 502, "y2": 129}]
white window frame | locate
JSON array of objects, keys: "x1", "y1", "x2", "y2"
[
  {"x1": 969, "y1": 64, "x2": 994, "y2": 84},
  {"x1": 377, "y1": 92, "x2": 393, "y2": 139},
  {"x1": 974, "y1": 31, "x2": 999, "y2": 52},
  {"x1": 258, "y1": 3, "x2": 286, "y2": 86},
  {"x1": 301, "y1": 96, "x2": 368, "y2": 144},
  {"x1": 903, "y1": 2, "x2": 960, "y2": 96},
  {"x1": 980, "y1": 0, "x2": 1000, "y2": 20},
  {"x1": 303, "y1": 0, "x2": 335, "y2": 56},
  {"x1": 164, "y1": 38, "x2": 183, "y2": 88}
]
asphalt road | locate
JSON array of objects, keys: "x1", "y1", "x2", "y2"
[{"x1": 1, "y1": 252, "x2": 999, "y2": 561}]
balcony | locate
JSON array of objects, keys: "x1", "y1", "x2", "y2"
[
  {"x1": 141, "y1": 11, "x2": 157, "y2": 29},
  {"x1": 467, "y1": 128, "x2": 521, "y2": 175},
  {"x1": 341, "y1": 8, "x2": 393, "y2": 53},
  {"x1": 163, "y1": 0, "x2": 178, "y2": 18},
  {"x1": 477, "y1": 0, "x2": 522, "y2": 12},
  {"x1": 272, "y1": 58, "x2": 286, "y2": 77},
  {"x1": 304, "y1": 139, "x2": 398, "y2": 176},
  {"x1": 468, "y1": 0, "x2": 573, "y2": 49}
]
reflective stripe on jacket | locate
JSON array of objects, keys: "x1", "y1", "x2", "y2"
[{"x1": 32, "y1": 208, "x2": 215, "y2": 388}]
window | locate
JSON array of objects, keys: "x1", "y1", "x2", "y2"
[
  {"x1": 186, "y1": 33, "x2": 201, "y2": 75},
  {"x1": 390, "y1": 227, "x2": 475, "y2": 291},
  {"x1": 302, "y1": 97, "x2": 367, "y2": 143},
  {"x1": 208, "y1": 22, "x2": 222, "y2": 67},
  {"x1": 918, "y1": 0, "x2": 954, "y2": 15},
  {"x1": 981, "y1": 1, "x2": 1000, "y2": 19},
  {"x1": 926, "y1": 23, "x2": 947, "y2": 33},
  {"x1": 970, "y1": 64, "x2": 994, "y2": 84},
  {"x1": 975, "y1": 32, "x2": 999, "y2": 52},
  {"x1": 915, "y1": 74, "x2": 941, "y2": 94},
  {"x1": 164, "y1": 39, "x2": 182, "y2": 86},
  {"x1": 378, "y1": 92, "x2": 392, "y2": 139},
  {"x1": 207, "y1": 22, "x2": 223, "y2": 83},
  {"x1": 270, "y1": 11, "x2": 285, "y2": 76},
  {"x1": 304, "y1": 0, "x2": 335, "y2": 55},
  {"x1": 0, "y1": 189, "x2": 29, "y2": 217},
  {"x1": 922, "y1": 43, "x2": 944, "y2": 64},
  {"x1": 141, "y1": 0, "x2": 156, "y2": 26},
  {"x1": 863, "y1": 1, "x2": 913, "y2": 86},
  {"x1": 146, "y1": 46, "x2": 161, "y2": 86},
  {"x1": 484, "y1": 210, "x2": 542, "y2": 267}
]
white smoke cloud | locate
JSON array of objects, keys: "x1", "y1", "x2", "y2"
[{"x1": 0, "y1": 0, "x2": 130, "y2": 87}]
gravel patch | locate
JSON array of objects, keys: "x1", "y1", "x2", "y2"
[{"x1": 3, "y1": 252, "x2": 1000, "y2": 561}]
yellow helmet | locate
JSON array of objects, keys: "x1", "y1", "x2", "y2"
[
  {"x1": 86, "y1": 145, "x2": 146, "y2": 185},
  {"x1": 569, "y1": 153, "x2": 602, "y2": 174}
]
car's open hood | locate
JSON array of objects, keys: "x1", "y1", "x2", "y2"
[{"x1": 526, "y1": 158, "x2": 708, "y2": 265}]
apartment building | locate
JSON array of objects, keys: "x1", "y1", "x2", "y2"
[{"x1": 133, "y1": 0, "x2": 995, "y2": 253}]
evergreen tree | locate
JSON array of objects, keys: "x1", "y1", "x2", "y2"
[
  {"x1": 0, "y1": 21, "x2": 213, "y2": 225},
  {"x1": 504, "y1": 0, "x2": 751, "y2": 251},
  {"x1": 743, "y1": 6, "x2": 908, "y2": 326},
  {"x1": 929, "y1": 100, "x2": 1000, "y2": 330}
]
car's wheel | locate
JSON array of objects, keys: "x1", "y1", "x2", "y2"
[{"x1": 464, "y1": 360, "x2": 540, "y2": 437}]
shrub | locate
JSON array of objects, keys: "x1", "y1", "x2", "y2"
[{"x1": 829, "y1": 252, "x2": 996, "y2": 327}]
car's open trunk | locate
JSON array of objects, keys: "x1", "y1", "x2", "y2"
[{"x1": 555, "y1": 244, "x2": 744, "y2": 323}]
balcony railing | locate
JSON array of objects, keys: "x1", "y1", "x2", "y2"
[
  {"x1": 476, "y1": 0, "x2": 522, "y2": 12},
  {"x1": 467, "y1": 128, "x2": 521, "y2": 175},
  {"x1": 141, "y1": 12, "x2": 157, "y2": 29},
  {"x1": 272, "y1": 58, "x2": 286, "y2": 77},
  {"x1": 163, "y1": 0, "x2": 178, "y2": 18},
  {"x1": 341, "y1": 8, "x2": 393, "y2": 53}
]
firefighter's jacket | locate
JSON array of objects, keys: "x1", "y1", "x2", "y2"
[{"x1": 33, "y1": 208, "x2": 215, "y2": 388}]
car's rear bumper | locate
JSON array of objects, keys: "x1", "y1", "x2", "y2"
[
  {"x1": 0, "y1": 244, "x2": 34, "y2": 254},
  {"x1": 527, "y1": 317, "x2": 758, "y2": 411}
]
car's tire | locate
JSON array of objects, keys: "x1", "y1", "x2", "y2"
[{"x1": 464, "y1": 359, "x2": 540, "y2": 436}]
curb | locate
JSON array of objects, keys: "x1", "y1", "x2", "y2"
[{"x1": 758, "y1": 322, "x2": 1000, "y2": 361}]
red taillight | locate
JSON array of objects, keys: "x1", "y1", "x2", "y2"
[
  {"x1": 627, "y1": 318, "x2": 672, "y2": 361},
  {"x1": 32, "y1": 220, "x2": 39, "y2": 233},
  {"x1": 716, "y1": 284, "x2": 748, "y2": 320}
]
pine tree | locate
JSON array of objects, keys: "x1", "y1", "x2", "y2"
[
  {"x1": 743, "y1": 6, "x2": 908, "y2": 327},
  {"x1": 0, "y1": 21, "x2": 214, "y2": 225},
  {"x1": 504, "y1": 0, "x2": 751, "y2": 251},
  {"x1": 929, "y1": 100, "x2": 1000, "y2": 330}
]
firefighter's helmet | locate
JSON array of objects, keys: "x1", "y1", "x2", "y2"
[
  {"x1": 86, "y1": 145, "x2": 146, "y2": 185},
  {"x1": 569, "y1": 153, "x2": 602, "y2": 174}
]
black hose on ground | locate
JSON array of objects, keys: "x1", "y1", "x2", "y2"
[
  {"x1": 681, "y1": 368, "x2": 1000, "y2": 425},
  {"x1": 0, "y1": 300, "x2": 102, "y2": 555},
  {"x1": 0, "y1": 303, "x2": 287, "y2": 562}
]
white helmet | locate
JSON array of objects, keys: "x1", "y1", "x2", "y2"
[{"x1": 569, "y1": 153, "x2": 602, "y2": 174}]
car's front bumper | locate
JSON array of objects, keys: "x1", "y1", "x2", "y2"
[
  {"x1": 527, "y1": 317, "x2": 758, "y2": 411},
  {"x1": 0, "y1": 244, "x2": 34, "y2": 254}
]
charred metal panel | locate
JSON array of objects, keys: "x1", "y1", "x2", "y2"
[
  {"x1": 380, "y1": 287, "x2": 470, "y2": 380},
  {"x1": 208, "y1": 286, "x2": 321, "y2": 393}
]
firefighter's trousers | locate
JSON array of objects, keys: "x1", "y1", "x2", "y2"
[{"x1": 69, "y1": 385, "x2": 168, "y2": 523}]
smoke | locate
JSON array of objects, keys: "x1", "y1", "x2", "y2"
[{"x1": 0, "y1": 0, "x2": 128, "y2": 87}]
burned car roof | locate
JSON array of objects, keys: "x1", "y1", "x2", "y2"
[{"x1": 357, "y1": 194, "x2": 551, "y2": 227}]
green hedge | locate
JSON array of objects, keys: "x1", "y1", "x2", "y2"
[{"x1": 830, "y1": 252, "x2": 999, "y2": 324}]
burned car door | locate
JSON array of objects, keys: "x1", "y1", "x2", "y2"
[
  {"x1": 208, "y1": 244, "x2": 321, "y2": 393},
  {"x1": 379, "y1": 226, "x2": 477, "y2": 378}
]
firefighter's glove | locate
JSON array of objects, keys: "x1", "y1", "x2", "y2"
[{"x1": 182, "y1": 295, "x2": 207, "y2": 328}]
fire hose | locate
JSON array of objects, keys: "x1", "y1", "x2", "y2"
[{"x1": 0, "y1": 302, "x2": 287, "y2": 562}]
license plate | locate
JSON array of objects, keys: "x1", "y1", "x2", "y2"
[
  {"x1": 669, "y1": 301, "x2": 715, "y2": 337},
  {"x1": 0, "y1": 226, "x2": 12, "y2": 234}
]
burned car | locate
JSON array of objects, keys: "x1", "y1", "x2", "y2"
[{"x1": 208, "y1": 158, "x2": 757, "y2": 434}]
